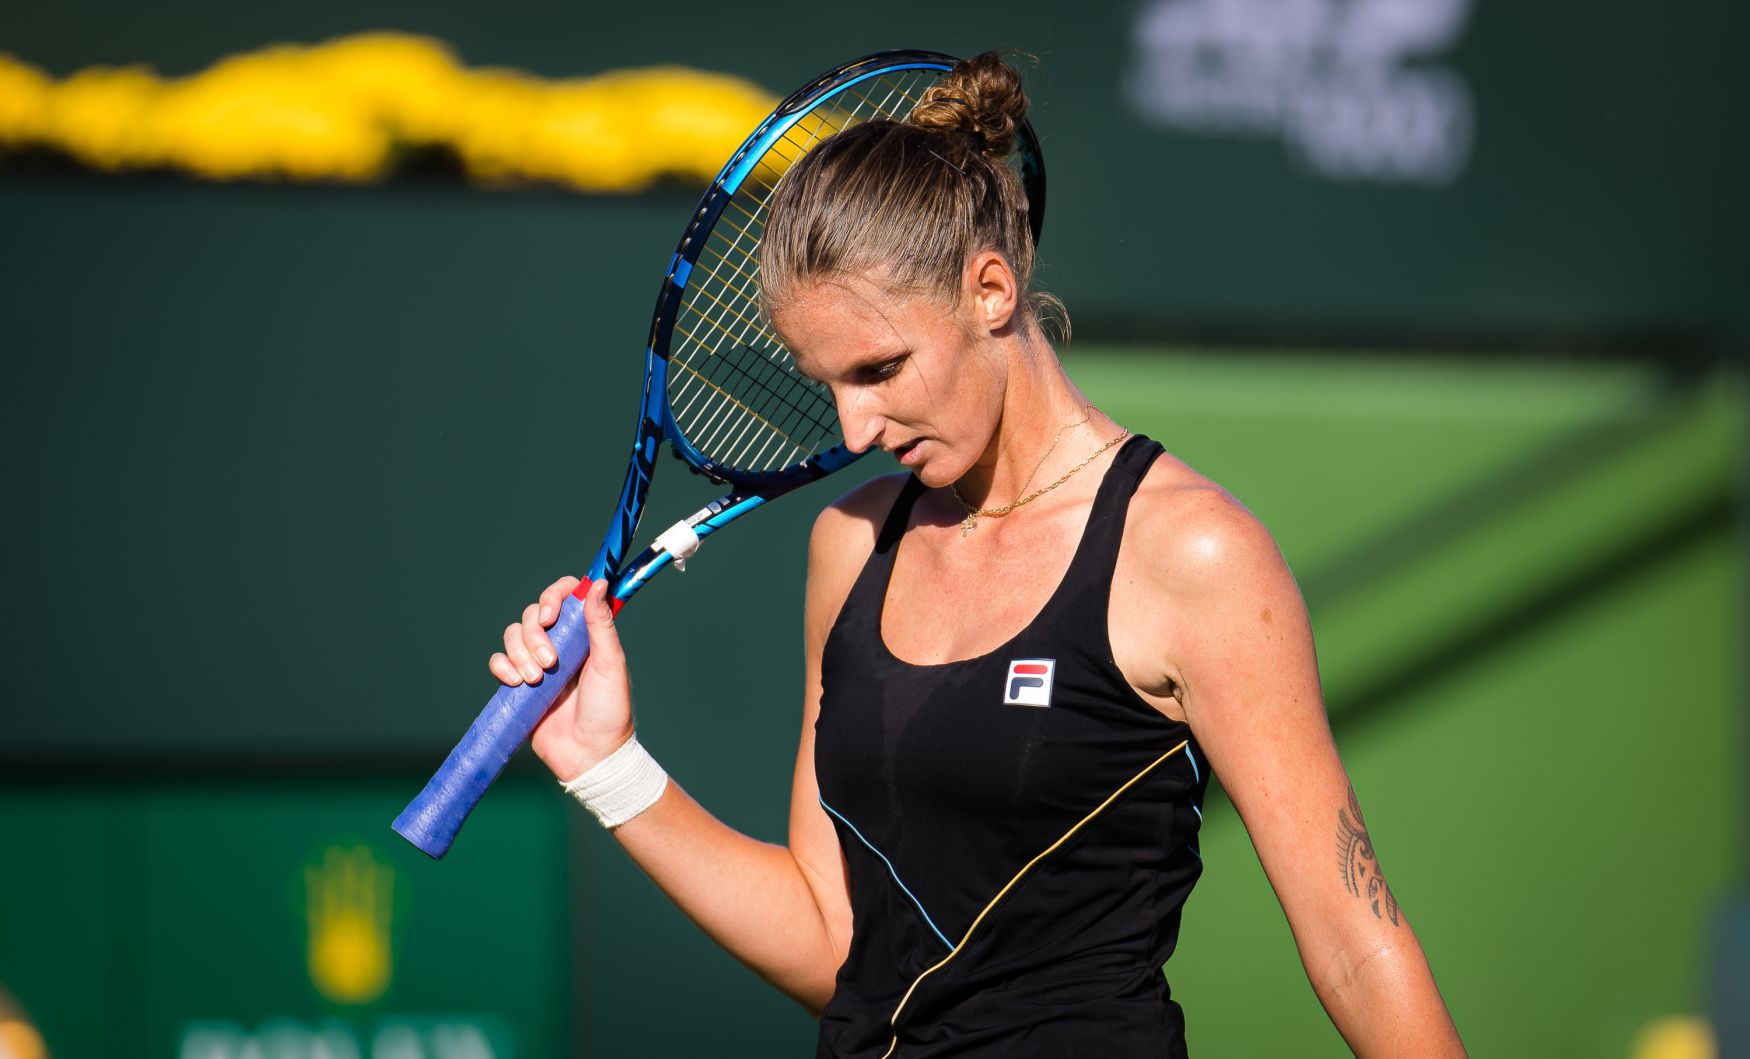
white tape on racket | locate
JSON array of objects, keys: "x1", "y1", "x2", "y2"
[{"x1": 653, "y1": 520, "x2": 702, "y2": 571}]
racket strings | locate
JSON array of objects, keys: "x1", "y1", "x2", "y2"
[
  {"x1": 685, "y1": 334, "x2": 840, "y2": 450},
  {"x1": 667, "y1": 69, "x2": 940, "y2": 475}
]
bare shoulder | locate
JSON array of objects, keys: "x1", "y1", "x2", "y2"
[
  {"x1": 810, "y1": 472, "x2": 910, "y2": 565},
  {"x1": 1123, "y1": 452, "x2": 1294, "y2": 600},
  {"x1": 1112, "y1": 451, "x2": 1309, "y2": 709},
  {"x1": 805, "y1": 472, "x2": 911, "y2": 633}
]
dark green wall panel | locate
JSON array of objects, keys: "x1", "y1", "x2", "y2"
[{"x1": 3, "y1": 0, "x2": 1745, "y2": 340}]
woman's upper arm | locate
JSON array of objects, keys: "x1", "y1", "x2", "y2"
[
  {"x1": 1156, "y1": 494, "x2": 1410, "y2": 987},
  {"x1": 787, "y1": 474, "x2": 908, "y2": 969}
]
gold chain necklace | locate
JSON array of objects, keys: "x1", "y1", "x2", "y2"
[
  {"x1": 947, "y1": 405, "x2": 1089, "y2": 530},
  {"x1": 1002, "y1": 404, "x2": 1090, "y2": 501},
  {"x1": 949, "y1": 414, "x2": 1130, "y2": 536}
]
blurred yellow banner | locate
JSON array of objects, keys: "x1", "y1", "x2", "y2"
[{"x1": 0, "y1": 32, "x2": 776, "y2": 192}]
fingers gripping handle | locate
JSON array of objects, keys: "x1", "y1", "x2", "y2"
[{"x1": 393, "y1": 592, "x2": 593, "y2": 858}]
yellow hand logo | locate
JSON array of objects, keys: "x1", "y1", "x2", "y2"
[
  {"x1": 304, "y1": 844, "x2": 394, "y2": 1005},
  {"x1": 0, "y1": 984, "x2": 49, "y2": 1059}
]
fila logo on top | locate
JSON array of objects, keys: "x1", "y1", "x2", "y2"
[{"x1": 1003, "y1": 659, "x2": 1057, "y2": 707}]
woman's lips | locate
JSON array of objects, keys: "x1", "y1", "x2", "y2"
[{"x1": 894, "y1": 439, "x2": 922, "y2": 465}]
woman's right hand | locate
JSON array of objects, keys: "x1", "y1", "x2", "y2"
[{"x1": 489, "y1": 576, "x2": 635, "y2": 784}]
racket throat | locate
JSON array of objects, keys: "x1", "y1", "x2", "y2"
[{"x1": 652, "y1": 519, "x2": 703, "y2": 571}]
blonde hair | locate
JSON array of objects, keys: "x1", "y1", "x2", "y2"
[{"x1": 760, "y1": 51, "x2": 1067, "y2": 342}]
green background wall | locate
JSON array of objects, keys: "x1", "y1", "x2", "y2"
[
  {"x1": 3, "y1": 0, "x2": 1745, "y2": 342},
  {"x1": 1, "y1": 2, "x2": 1744, "y2": 1056}
]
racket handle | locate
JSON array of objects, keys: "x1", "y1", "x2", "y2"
[{"x1": 393, "y1": 592, "x2": 594, "y2": 858}]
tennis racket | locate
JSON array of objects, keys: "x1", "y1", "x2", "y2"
[{"x1": 393, "y1": 48, "x2": 1047, "y2": 859}]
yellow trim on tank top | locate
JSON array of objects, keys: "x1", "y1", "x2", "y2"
[{"x1": 879, "y1": 738, "x2": 1191, "y2": 1058}]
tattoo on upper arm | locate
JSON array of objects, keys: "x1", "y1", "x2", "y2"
[{"x1": 1336, "y1": 784, "x2": 1400, "y2": 927}]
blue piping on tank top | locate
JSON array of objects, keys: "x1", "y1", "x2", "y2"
[{"x1": 819, "y1": 796, "x2": 954, "y2": 950}]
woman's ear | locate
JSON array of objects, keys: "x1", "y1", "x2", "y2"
[{"x1": 965, "y1": 251, "x2": 1019, "y2": 334}]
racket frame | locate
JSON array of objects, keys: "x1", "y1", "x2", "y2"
[
  {"x1": 395, "y1": 49, "x2": 1046, "y2": 859},
  {"x1": 590, "y1": 50, "x2": 1047, "y2": 602}
]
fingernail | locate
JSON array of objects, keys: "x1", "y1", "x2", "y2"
[
  {"x1": 539, "y1": 605, "x2": 553, "y2": 623},
  {"x1": 521, "y1": 664, "x2": 542, "y2": 682},
  {"x1": 537, "y1": 647, "x2": 555, "y2": 667}
]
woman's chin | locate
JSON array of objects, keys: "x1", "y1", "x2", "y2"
[
  {"x1": 892, "y1": 439, "x2": 974, "y2": 488},
  {"x1": 900, "y1": 453, "x2": 938, "y2": 484},
  {"x1": 906, "y1": 457, "x2": 963, "y2": 490}
]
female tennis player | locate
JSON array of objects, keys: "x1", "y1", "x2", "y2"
[{"x1": 492, "y1": 52, "x2": 1467, "y2": 1058}]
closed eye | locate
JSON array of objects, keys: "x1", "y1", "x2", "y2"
[{"x1": 859, "y1": 355, "x2": 907, "y2": 384}]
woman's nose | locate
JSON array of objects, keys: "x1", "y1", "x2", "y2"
[{"x1": 834, "y1": 392, "x2": 884, "y2": 454}]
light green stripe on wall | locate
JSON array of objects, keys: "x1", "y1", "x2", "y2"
[{"x1": 1069, "y1": 347, "x2": 1743, "y2": 1058}]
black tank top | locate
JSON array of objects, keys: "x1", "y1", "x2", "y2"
[{"x1": 814, "y1": 435, "x2": 1209, "y2": 1058}]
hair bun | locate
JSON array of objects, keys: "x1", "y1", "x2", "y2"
[{"x1": 908, "y1": 51, "x2": 1029, "y2": 158}]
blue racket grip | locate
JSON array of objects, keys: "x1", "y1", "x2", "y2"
[{"x1": 393, "y1": 592, "x2": 593, "y2": 858}]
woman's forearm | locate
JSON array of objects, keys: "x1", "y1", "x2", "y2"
[
  {"x1": 1312, "y1": 933, "x2": 1467, "y2": 1058},
  {"x1": 507, "y1": 578, "x2": 845, "y2": 1011},
  {"x1": 601, "y1": 778, "x2": 845, "y2": 1012}
]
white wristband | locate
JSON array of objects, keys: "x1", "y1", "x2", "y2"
[{"x1": 559, "y1": 735, "x2": 669, "y2": 829}]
